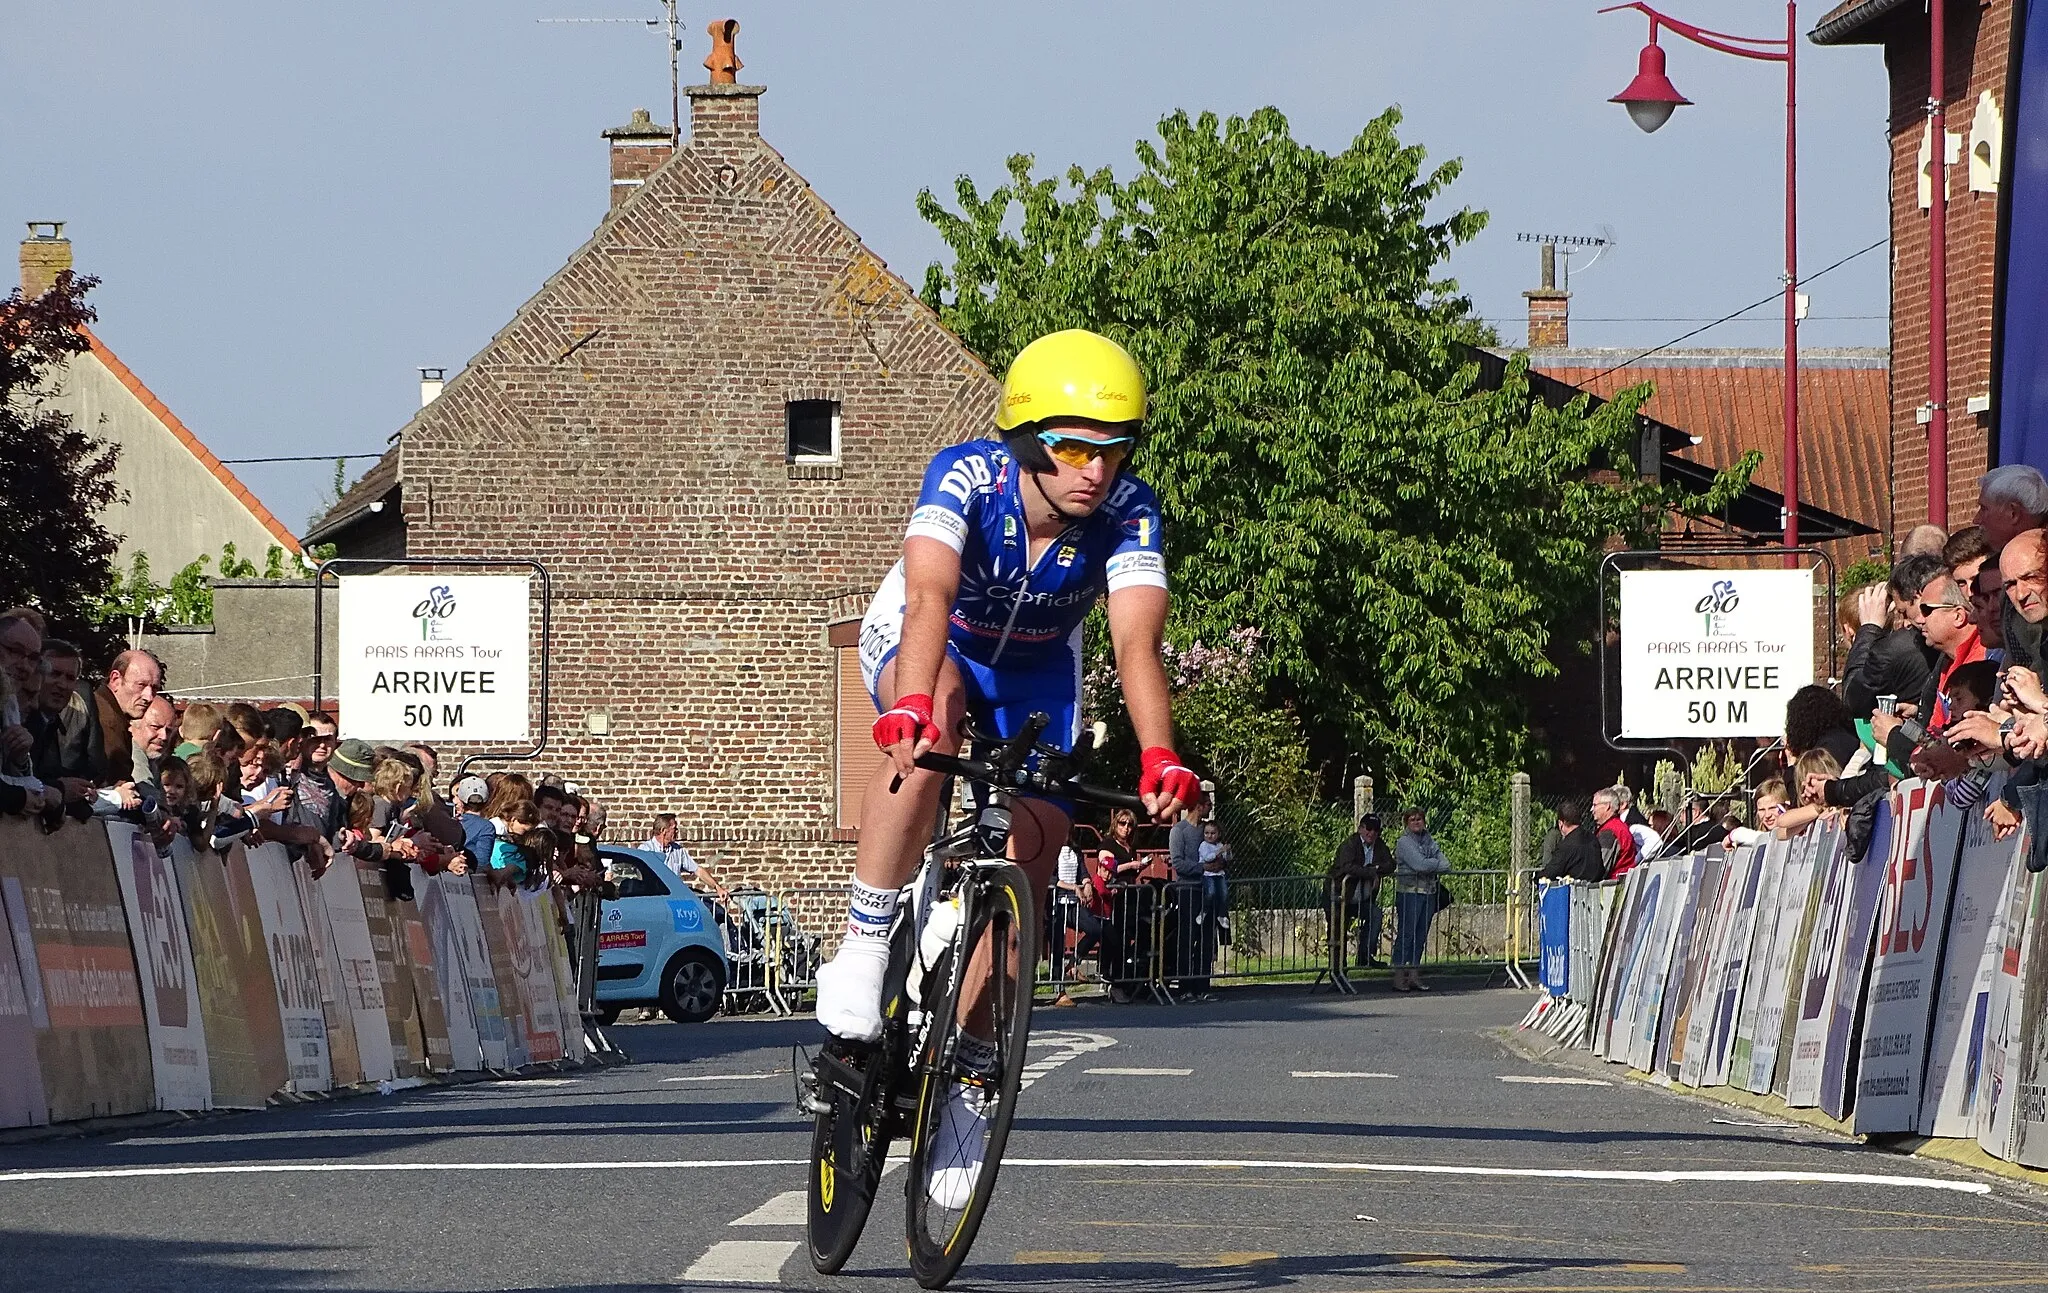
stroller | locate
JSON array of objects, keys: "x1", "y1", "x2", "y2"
[{"x1": 712, "y1": 887, "x2": 821, "y2": 1015}]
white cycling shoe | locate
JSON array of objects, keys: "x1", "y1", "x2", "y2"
[
  {"x1": 925, "y1": 1080, "x2": 989, "y2": 1210},
  {"x1": 814, "y1": 940, "x2": 889, "y2": 1042}
]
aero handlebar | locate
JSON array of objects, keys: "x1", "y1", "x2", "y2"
[{"x1": 886, "y1": 711, "x2": 1149, "y2": 813}]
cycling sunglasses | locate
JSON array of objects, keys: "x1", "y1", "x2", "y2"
[{"x1": 1036, "y1": 431, "x2": 1135, "y2": 470}]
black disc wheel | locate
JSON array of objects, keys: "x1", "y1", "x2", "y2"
[
  {"x1": 905, "y1": 862, "x2": 1037, "y2": 1289},
  {"x1": 805, "y1": 1038, "x2": 892, "y2": 1273}
]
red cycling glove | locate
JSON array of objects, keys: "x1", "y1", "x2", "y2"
[
  {"x1": 1140, "y1": 746, "x2": 1202, "y2": 810},
  {"x1": 873, "y1": 693, "x2": 941, "y2": 753}
]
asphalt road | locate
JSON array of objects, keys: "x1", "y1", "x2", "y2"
[{"x1": 2, "y1": 982, "x2": 2044, "y2": 1291}]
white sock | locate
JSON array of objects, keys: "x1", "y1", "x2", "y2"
[{"x1": 842, "y1": 876, "x2": 900, "y2": 949}]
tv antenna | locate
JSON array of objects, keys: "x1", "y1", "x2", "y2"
[
  {"x1": 539, "y1": 1, "x2": 684, "y2": 144},
  {"x1": 1515, "y1": 229, "x2": 1615, "y2": 289}
]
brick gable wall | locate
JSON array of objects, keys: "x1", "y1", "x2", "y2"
[
  {"x1": 395, "y1": 86, "x2": 998, "y2": 891},
  {"x1": 1882, "y1": 0, "x2": 2015, "y2": 533}
]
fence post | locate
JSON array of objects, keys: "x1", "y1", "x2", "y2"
[
  {"x1": 1353, "y1": 775, "x2": 1373, "y2": 821},
  {"x1": 1506, "y1": 772, "x2": 1533, "y2": 988}
]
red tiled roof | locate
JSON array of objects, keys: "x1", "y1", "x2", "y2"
[
  {"x1": 1527, "y1": 350, "x2": 1890, "y2": 539},
  {"x1": 80, "y1": 326, "x2": 301, "y2": 553}
]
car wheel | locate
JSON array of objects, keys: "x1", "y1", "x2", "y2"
[{"x1": 660, "y1": 949, "x2": 725, "y2": 1023}]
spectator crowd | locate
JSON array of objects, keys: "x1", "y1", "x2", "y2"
[{"x1": 1535, "y1": 462, "x2": 2048, "y2": 883}]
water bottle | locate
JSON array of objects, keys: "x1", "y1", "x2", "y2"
[{"x1": 907, "y1": 894, "x2": 962, "y2": 1005}]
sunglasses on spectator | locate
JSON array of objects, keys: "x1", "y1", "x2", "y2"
[
  {"x1": 1919, "y1": 600, "x2": 1968, "y2": 617},
  {"x1": 1036, "y1": 432, "x2": 1134, "y2": 470}
]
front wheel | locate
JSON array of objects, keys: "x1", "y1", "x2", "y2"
[{"x1": 905, "y1": 862, "x2": 1036, "y2": 1289}]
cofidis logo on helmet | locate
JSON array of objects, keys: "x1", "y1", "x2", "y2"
[
  {"x1": 1694, "y1": 579, "x2": 1740, "y2": 637},
  {"x1": 413, "y1": 585, "x2": 457, "y2": 641}
]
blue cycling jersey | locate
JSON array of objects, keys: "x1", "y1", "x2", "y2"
[{"x1": 902, "y1": 439, "x2": 1167, "y2": 668}]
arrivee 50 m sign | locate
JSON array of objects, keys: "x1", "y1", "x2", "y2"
[
  {"x1": 1619, "y1": 569, "x2": 1813, "y2": 738},
  {"x1": 338, "y1": 576, "x2": 531, "y2": 742}
]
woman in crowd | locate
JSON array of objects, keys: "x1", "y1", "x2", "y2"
[
  {"x1": 1771, "y1": 750, "x2": 1843, "y2": 837},
  {"x1": 1094, "y1": 807, "x2": 1151, "y2": 1003},
  {"x1": 1392, "y1": 809, "x2": 1451, "y2": 992}
]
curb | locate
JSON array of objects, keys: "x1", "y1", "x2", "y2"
[
  {"x1": 1493, "y1": 1025, "x2": 2048, "y2": 1192},
  {"x1": 0, "y1": 1047, "x2": 633, "y2": 1147}
]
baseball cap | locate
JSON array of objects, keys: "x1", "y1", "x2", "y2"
[
  {"x1": 453, "y1": 775, "x2": 489, "y2": 806},
  {"x1": 330, "y1": 739, "x2": 377, "y2": 782}
]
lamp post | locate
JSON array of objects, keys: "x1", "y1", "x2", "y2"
[{"x1": 1601, "y1": 2, "x2": 1799, "y2": 563}]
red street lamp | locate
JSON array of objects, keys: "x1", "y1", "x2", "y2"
[{"x1": 1601, "y1": 2, "x2": 1800, "y2": 563}]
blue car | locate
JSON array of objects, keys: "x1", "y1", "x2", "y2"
[{"x1": 594, "y1": 846, "x2": 729, "y2": 1023}]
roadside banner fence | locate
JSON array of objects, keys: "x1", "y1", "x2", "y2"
[
  {"x1": 1526, "y1": 775, "x2": 2048, "y2": 1163},
  {"x1": 0, "y1": 818, "x2": 600, "y2": 1130}
]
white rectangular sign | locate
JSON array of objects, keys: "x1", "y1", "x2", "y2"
[
  {"x1": 1619, "y1": 568, "x2": 1813, "y2": 738},
  {"x1": 339, "y1": 575, "x2": 531, "y2": 742}
]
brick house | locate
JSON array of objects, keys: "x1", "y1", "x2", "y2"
[
  {"x1": 313, "y1": 45, "x2": 998, "y2": 889},
  {"x1": 1812, "y1": 0, "x2": 2015, "y2": 533}
]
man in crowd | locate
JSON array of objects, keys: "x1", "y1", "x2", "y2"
[
  {"x1": 90, "y1": 649, "x2": 163, "y2": 785},
  {"x1": 1589, "y1": 787, "x2": 1637, "y2": 878},
  {"x1": 1538, "y1": 799, "x2": 1606, "y2": 883},
  {"x1": 1917, "y1": 568, "x2": 1989, "y2": 731},
  {"x1": 641, "y1": 812, "x2": 697, "y2": 879},
  {"x1": 0, "y1": 611, "x2": 41, "y2": 776},
  {"x1": 1975, "y1": 466, "x2": 2048, "y2": 672},
  {"x1": 1168, "y1": 795, "x2": 1215, "y2": 998},
  {"x1": 1326, "y1": 813, "x2": 1393, "y2": 969},
  {"x1": 130, "y1": 696, "x2": 176, "y2": 790},
  {"x1": 1842, "y1": 553, "x2": 1946, "y2": 721},
  {"x1": 27, "y1": 638, "x2": 93, "y2": 787}
]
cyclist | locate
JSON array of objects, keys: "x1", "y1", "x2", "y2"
[{"x1": 815, "y1": 328, "x2": 1202, "y2": 1199}]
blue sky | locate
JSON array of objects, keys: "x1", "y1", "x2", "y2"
[{"x1": 2, "y1": 2, "x2": 1891, "y2": 535}]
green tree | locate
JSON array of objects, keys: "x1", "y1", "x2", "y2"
[
  {"x1": 0, "y1": 270, "x2": 122, "y2": 659},
  {"x1": 920, "y1": 105, "x2": 1752, "y2": 797}
]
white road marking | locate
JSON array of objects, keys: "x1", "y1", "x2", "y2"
[
  {"x1": 1001, "y1": 1158, "x2": 1991, "y2": 1195},
  {"x1": 662, "y1": 1072, "x2": 781, "y2": 1083},
  {"x1": 1085, "y1": 1067, "x2": 1191, "y2": 1076},
  {"x1": 729, "y1": 1190, "x2": 806, "y2": 1226},
  {"x1": 1292, "y1": 1071, "x2": 1398, "y2": 1079},
  {"x1": 1019, "y1": 1030, "x2": 1115, "y2": 1092},
  {"x1": 680, "y1": 1239, "x2": 798, "y2": 1283},
  {"x1": 1498, "y1": 1075, "x2": 1613, "y2": 1087},
  {"x1": 0, "y1": 1156, "x2": 1989, "y2": 1195}
]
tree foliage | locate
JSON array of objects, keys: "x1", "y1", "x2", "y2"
[
  {"x1": 94, "y1": 541, "x2": 330, "y2": 629},
  {"x1": 0, "y1": 271, "x2": 122, "y2": 659},
  {"x1": 920, "y1": 106, "x2": 1753, "y2": 797}
]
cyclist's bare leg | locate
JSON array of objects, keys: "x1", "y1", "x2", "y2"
[
  {"x1": 956, "y1": 796, "x2": 1067, "y2": 1039},
  {"x1": 852, "y1": 656, "x2": 969, "y2": 891}
]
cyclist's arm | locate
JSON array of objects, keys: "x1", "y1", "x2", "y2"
[
  {"x1": 1106, "y1": 583, "x2": 1181, "y2": 820},
  {"x1": 884, "y1": 536, "x2": 962, "y2": 772}
]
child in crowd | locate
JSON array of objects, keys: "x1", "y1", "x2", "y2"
[
  {"x1": 1726, "y1": 779, "x2": 1790, "y2": 848},
  {"x1": 1199, "y1": 820, "x2": 1232, "y2": 936},
  {"x1": 1771, "y1": 752, "x2": 1841, "y2": 837},
  {"x1": 488, "y1": 801, "x2": 545, "y2": 886}
]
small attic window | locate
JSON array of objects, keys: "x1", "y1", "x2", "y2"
[{"x1": 787, "y1": 399, "x2": 840, "y2": 463}]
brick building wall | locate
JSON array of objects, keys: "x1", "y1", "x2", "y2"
[
  {"x1": 389, "y1": 81, "x2": 998, "y2": 890},
  {"x1": 1849, "y1": 0, "x2": 2016, "y2": 533}
]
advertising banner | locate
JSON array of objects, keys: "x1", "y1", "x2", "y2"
[
  {"x1": 544, "y1": 904, "x2": 587, "y2": 1064},
  {"x1": 355, "y1": 859, "x2": 424, "y2": 1077},
  {"x1": 394, "y1": 894, "x2": 454, "y2": 1073},
  {"x1": 1748, "y1": 830, "x2": 1823, "y2": 1093},
  {"x1": 220, "y1": 843, "x2": 292, "y2": 1098},
  {"x1": 477, "y1": 877, "x2": 532, "y2": 1069},
  {"x1": 0, "y1": 823, "x2": 152, "y2": 1122},
  {"x1": 1618, "y1": 568, "x2": 1813, "y2": 738},
  {"x1": 242, "y1": 843, "x2": 331, "y2": 1093},
  {"x1": 338, "y1": 574, "x2": 532, "y2": 743},
  {"x1": 1590, "y1": 866, "x2": 1648, "y2": 1058},
  {"x1": 293, "y1": 861, "x2": 363, "y2": 1087},
  {"x1": 106, "y1": 824, "x2": 211, "y2": 1111},
  {"x1": 1728, "y1": 836, "x2": 1791, "y2": 1088},
  {"x1": 443, "y1": 875, "x2": 509, "y2": 1070},
  {"x1": 1636, "y1": 855, "x2": 1703, "y2": 1073},
  {"x1": 0, "y1": 890, "x2": 49, "y2": 1127},
  {"x1": 1703, "y1": 845, "x2": 1769, "y2": 1087},
  {"x1": 1679, "y1": 852, "x2": 1745, "y2": 1088},
  {"x1": 172, "y1": 838, "x2": 271, "y2": 1108},
  {"x1": 1993, "y1": 0, "x2": 2048, "y2": 473},
  {"x1": 1539, "y1": 882, "x2": 1572, "y2": 999},
  {"x1": 497, "y1": 886, "x2": 565, "y2": 1064},
  {"x1": 1785, "y1": 825, "x2": 1856, "y2": 1107},
  {"x1": 415, "y1": 870, "x2": 484, "y2": 1072},
  {"x1": 1921, "y1": 801, "x2": 2019, "y2": 1138},
  {"x1": 1853, "y1": 783, "x2": 1958, "y2": 1132},
  {"x1": 318, "y1": 855, "x2": 396, "y2": 1083},
  {"x1": 1817, "y1": 816, "x2": 1890, "y2": 1122},
  {"x1": 1662, "y1": 854, "x2": 1726, "y2": 1083},
  {"x1": 2010, "y1": 848, "x2": 2048, "y2": 1167}
]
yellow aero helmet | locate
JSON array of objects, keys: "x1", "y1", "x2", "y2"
[{"x1": 995, "y1": 328, "x2": 1148, "y2": 432}]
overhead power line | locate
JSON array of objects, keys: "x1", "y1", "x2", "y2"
[{"x1": 219, "y1": 453, "x2": 386, "y2": 465}]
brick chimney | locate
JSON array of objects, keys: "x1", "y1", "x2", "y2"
[
  {"x1": 19, "y1": 221, "x2": 72, "y2": 299},
  {"x1": 688, "y1": 18, "x2": 764, "y2": 154},
  {"x1": 1524, "y1": 241, "x2": 1570, "y2": 349},
  {"x1": 602, "y1": 108, "x2": 674, "y2": 208}
]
